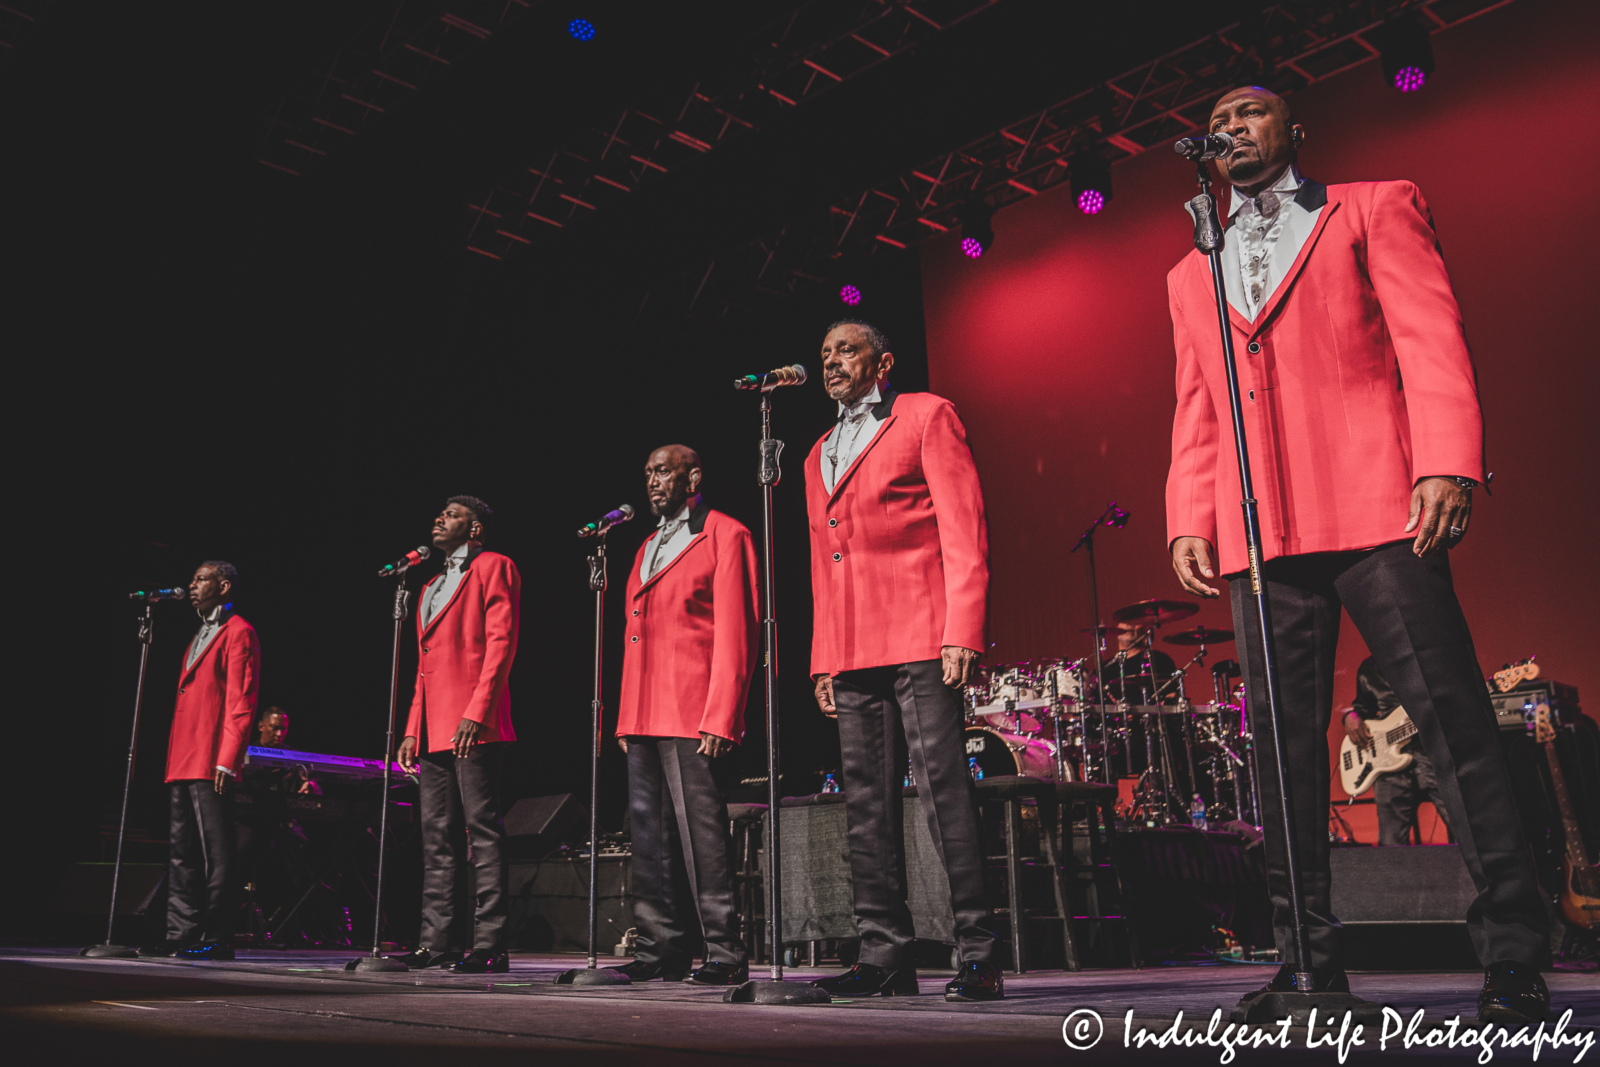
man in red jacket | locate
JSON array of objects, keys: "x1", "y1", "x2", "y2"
[
  {"x1": 1166, "y1": 87, "x2": 1548, "y2": 1023},
  {"x1": 154, "y1": 560, "x2": 259, "y2": 961},
  {"x1": 613, "y1": 445, "x2": 758, "y2": 986},
  {"x1": 806, "y1": 319, "x2": 1002, "y2": 1003},
  {"x1": 396, "y1": 495, "x2": 520, "y2": 973}
]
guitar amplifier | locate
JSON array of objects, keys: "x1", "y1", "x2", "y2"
[{"x1": 1489, "y1": 681, "x2": 1582, "y2": 731}]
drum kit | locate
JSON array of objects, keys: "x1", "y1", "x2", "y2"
[{"x1": 961, "y1": 598, "x2": 1263, "y2": 829}]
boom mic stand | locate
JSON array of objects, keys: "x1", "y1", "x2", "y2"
[
  {"x1": 347, "y1": 570, "x2": 415, "y2": 972},
  {"x1": 1186, "y1": 159, "x2": 1374, "y2": 1021},
  {"x1": 555, "y1": 530, "x2": 630, "y2": 985},
  {"x1": 83, "y1": 602, "x2": 158, "y2": 958},
  {"x1": 1070, "y1": 502, "x2": 1127, "y2": 785},
  {"x1": 727, "y1": 387, "x2": 829, "y2": 1006}
]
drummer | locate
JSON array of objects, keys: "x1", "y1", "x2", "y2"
[{"x1": 1107, "y1": 622, "x2": 1179, "y2": 702}]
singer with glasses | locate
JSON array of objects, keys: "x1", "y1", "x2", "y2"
[
  {"x1": 394, "y1": 496, "x2": 520, "y2": 973},
  {"x1": 805, "y1": 319, "x2": 1003, "y2": 1003},
  {"x1": 612, "y1": 445, "x2": 759, "y2": 986},
  {"x1": 146, "y1": 561, "x2": 259, "y2": 961},
  {"x1": 1165, "y1": 87, "x2": 1549, "y2": 1023}
]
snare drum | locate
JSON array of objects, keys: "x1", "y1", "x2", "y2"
[{"x1": 962, "y1": 726, "x2": 1069, "y2": 781}]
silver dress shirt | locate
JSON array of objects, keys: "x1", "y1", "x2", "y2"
[
  {"x1": 186, "y1": 606, "x2": 224, "y2": 670},
  {"x1": 423, "y1": 543, "x2": 470, "y2": 628},
  {"x1": 1218, "y1": 163, "x2": 1322, "y2": 321},
  {"x1": 822, "y1": 383, "x2": 885, "y2": 494},
  {"x1": 642, "y1": 495, "x2": 700, "y2": 581}
]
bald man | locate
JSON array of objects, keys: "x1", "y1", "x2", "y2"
[
  {"x1": 1165, "y1": 87, "x2": 1548, "y2": 1023},
  {"x1": 613, "y1": 446, "x2": 759, "y2": 986}
]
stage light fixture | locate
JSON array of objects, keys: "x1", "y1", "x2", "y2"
[
  {"x1": 954, "y1": 200, "x2": 994, "y2": 259},
  {"x1": 1374, "y1": 17, "x2": 1434, "y2": 92},
  {"x1": 1069, "y1": 152, "x2": 1112, "y2": 215},
  {"x1": 568, "y1": 18, "x2": 596, "y2": 41},
  {"x1": 840, "y1": 284, "x2": 862, "y2": 306}
]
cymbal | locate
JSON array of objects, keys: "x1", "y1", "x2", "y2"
[
  {"x1": 1211, "y1": 659, "x2": 1242, "y2": 677},
  {"x1": 1165, "y1": 626, "x2": 1235, "y2": 646},
  {"x1": 1111, "y1": 598, "x2": 1199, "y2": 625}
]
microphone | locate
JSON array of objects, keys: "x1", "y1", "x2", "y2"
[
  {"x1": 1173, "y1": 131, "x2": 1235, "y2": 161},
  {"x1": 733, "y1": 364, "x2": 808, "y2": 392},
  {"x1": 377, "y1": 545, "x2": 432, "y2": 577},
  {"x1": 576, "y1": 504, "x2": 635, "y2": 539},
  {"x1": 129, "y1": 588, "x2": 187, "y2": 602}
]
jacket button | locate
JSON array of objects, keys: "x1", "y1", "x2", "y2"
[
  {"x1": 421, "y1": 647, "x2": 429, "y2": 655},
  {"x1": 630, "y1": 635, "x2": 639, "y2": 643},
  {"x1": 178, "y1": 687, "x2": 185, "y2": 694},
  {"x1": 1248, "y1": 390, "x2": 1255, "y2": 401},
  {"x1": 1247, "y1": 341, "x2": 1261, "y2": 354},
  {"x1": 832, "y1": 552, "x2": 842, "y2": 562},
  {"x1": 632, "y1": 609, "x2": 639, "y2": 616},
  {"x1": 828, "y1": 518, "x2": 837, "y2": 528}
]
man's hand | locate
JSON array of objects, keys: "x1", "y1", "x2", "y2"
[
  {"x1": 941, "y1": 646, "x2": 980, "y2": 688},
  {"x1": 1406, "y1": 477, "x2": 1471, "y2": 556},
  {"x1": 213, "y1": 768, "x2": 232, "y2": 794},
  {"x1": 698, "y1": 732, "x2": 734, "y2": 758},
  {"x1": 1171, "y1": 537, "x2": 1221, "y2": 598},
  {"x1": 814, "y1": 673, "x2": 837, "y2": 718},
  {"x1": 398, "y1": 735, "x2": 418, "y2": 771},
  {"x1": 451, "y1": 719, "x2": 483, "y2": 758},
  {"x1": 617, "y1": 737, "x2": 629, "y2": 754},
  {"x1": 1341, "y1": 709, "x2": 1372, "y2": 746}
]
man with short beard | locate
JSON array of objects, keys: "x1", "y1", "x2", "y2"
[
  {"x1": 805, "y1": 319, "x2": 1002, "y2": 1002},
  {"x1": 1165, "y1": 86, "x2": 1549, "y2": 1022},
  {"x1": 613, "y1": 445, "x2": 758, "y2": 986}
]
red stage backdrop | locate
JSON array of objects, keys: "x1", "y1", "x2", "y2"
[{"x1": 922, "y1": 0, "x2": 1599, "y2": 825}]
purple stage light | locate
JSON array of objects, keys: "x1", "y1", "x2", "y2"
[
  {"x1": 1393, "y1": 65, "x2": 1426, "y2": 92},
  {"x1": 960, "y1": 236, "x2": 984, "y2": 259},
  {"x1": 840, "y1": 284, "x2": 862, "y2": 306},
  {"x1": 1077, "y1": 189, "x2": 1106, "y2": 215}
]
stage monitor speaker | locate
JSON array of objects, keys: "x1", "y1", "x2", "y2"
[
  {"x1": 1330, "y1": 845, "x2": 1480, "y2": 969},
  {"x1": 504, "y1": 794, "x2": 589, "y2": 859}
]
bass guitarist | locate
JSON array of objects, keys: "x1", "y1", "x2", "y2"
[{"x1": 1342, "y1": 657, "x2": 1451, "y2": 847}]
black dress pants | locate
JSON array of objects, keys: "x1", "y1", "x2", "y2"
[
  {"x1": 1374, "y1": 753, "x2": 1453, "y2": 847},
  {"x1": 417, "y1": 742, "x2": 508, "y2": 953},
  {"x1": 167, "y1": 779, "x2": 236, "y2": 944},
  {"x1": 626, "y1": 736, "x2": 745, "y2": 969},
  {"x1": 1231, "y1": 540, "x2": 1547, "y2": 973},
  {"x1": 833, "y1": 659, "x2": 996, "y2": 968}
]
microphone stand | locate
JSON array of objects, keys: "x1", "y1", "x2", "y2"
[
  {"x1": 728, "y1": 389, "x2": 829, "y2": 1005},
  {"x1": 1070, "y1": 502, "x2": 1126, "y2": 785},
  {"x1": 82, "y1": 603, "x2": 156, "y2": 958},
  {"x1": 1187, "y1": 159, "x2": 1353, "y2": 1015},
  {"x1": 347, "y1": 572, "x2": 414, "y2": 972},
  {"x1": 555, "y1": 530, "x2": 630, "y2": 985}
]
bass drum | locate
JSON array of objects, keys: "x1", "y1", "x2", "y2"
[{"x1": 962, "y1": 727, "x2": 1071, "y2": 782}]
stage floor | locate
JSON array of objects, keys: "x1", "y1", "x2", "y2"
[{"x1": 1, "y1": 947, "x2": 1594, "y2": 1065}]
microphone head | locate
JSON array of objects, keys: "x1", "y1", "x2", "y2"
[
  {"x1": 619, "y1": 504, "x2": 635, "y2": 520},
  {"x1": 788, "y1": 364, "x2": 808, "y2": 384},
  {"x1": 1211, "y1": 131, "x2": 1235, "y2": 158},
  {"x1": 415, "y1": 545, "x2": 432, "y2": 560},
  {"x1": 171, "y1": 588, "x2": 189, "y2": 601}
]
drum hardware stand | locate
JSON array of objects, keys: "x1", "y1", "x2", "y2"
[
  {"x1": 727, "y1": 386, "x2": 829, "y2": 1006},
  {"x1": 347, "y1": 569, "x2": 415, "y2": 972},
  {"x1": 1070, "y1": 502, "x2": 1128, "y2": 785},
  {"x1": 555, "y1": 530, "x2": 632, "y2": 986},
  {"x1": 83, "y1": 601, "x2": 158, "y2": 958},
  {"x1": 1188, "y1": 157, "x2": 1356, "y2": 1014}
]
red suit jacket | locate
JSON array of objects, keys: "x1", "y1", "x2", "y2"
[
  {"x1": 404, "y1": 546, "x2": 520, "y2": 754},
  {"x1": 1165, "y1": 179, "x2": 1485, "y2": 575},
  {"x1": 806, "y1": 389, "x2": 989, "y2": 676},
  {"x1": 165, "y1": 612, "x2": 259, "y2": 782},
  {"x1": 616, "y1": 503, "x2": 759, "y2": 743}
]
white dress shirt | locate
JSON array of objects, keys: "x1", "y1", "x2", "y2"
[
  {"x1": 1218, "y1": 163, "x2": 1322, "y2": 321},
  {"x1": 186, "y1": 605, "x2": 224, "y2": 671},
  {"x1": 641, "y1": 495, "x2": 701, "y2": 581},
  {"x1": 822, "y1": 383, "x2": 885, "y2": 494},
  {"x1": 423, "y1": 542, "x2": 470, "y2": 628}
]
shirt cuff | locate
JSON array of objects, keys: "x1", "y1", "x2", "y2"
[{"x1": 216, "y1": 765, "x2": 236, "y2": 777}]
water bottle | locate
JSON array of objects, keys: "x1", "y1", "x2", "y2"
[
  {"x1": 969, "y1": 756, "x2": 983, "y2": 782},
  {"x1": 903, "y1": 769, "x2": 916, "y2": 788},
  {"x1": 1190, "y1": 794, "x2": 1207, "y2": 831},
  {"x1": 821, "y1": 773, "x2": 840, "y2": 794}
]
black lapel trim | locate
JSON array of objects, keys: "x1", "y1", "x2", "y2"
[
  {"x1": 688, "y1": 499, "x2": 710, "y2": 536},
  {"x1": 462, "y1": 543, "x2": 485, "y2": 572},
  {"x1": 871, "y1": 385, "x2": 898, "y2": 420},
  {"x1": 1295, "y1": 179, "x2": 1328, "y2": 212}
]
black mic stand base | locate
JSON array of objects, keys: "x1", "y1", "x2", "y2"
[
  {"x1": 553, "y1": 966, "x2": 632, "y2": 986},
  {"x1": 345, "y1": 955, "x2": 409, "y2": 973},
  {"x1": 80, "y1": 943, "x2": 140, "y2": 959},
  {"x1": 1231, "y1": 990, "x2": 1386, "y2": 1026},
  {"x1": 725, "y1": 980, "x2": 833, "y2": 1005}
]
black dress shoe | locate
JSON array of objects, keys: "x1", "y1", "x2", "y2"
[
  {"x1": 450, "y1": 950, "x2": 510, "y2": 974},
  {"x1": 810, "y1": 962, "x2": 919, "y2": 997},
  {"x1": 1478, "y1": 961, "x2": 1551, "y2": 1025},
  {"x1": 684, "y1": 960, "x2": 748, "y2": 986},
  {"x1": 176, "y1": 941, "x2": 235, "y2": 961},
  {"x1": 944, "y1": 961, "x2": 1004, "y2": 1002},
  {"x1": 1243, "y1": 964, "x2": 1350, "y2": 998},
  {"x1": 389, "y1": 948, "x2": 464, "y2": 970},
  {"x1": 138, "y1": 940, "x2": 193, "y2": 958},
  {"x1": 614, "y1": 959, "x2": 688, "y2": 982}
]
